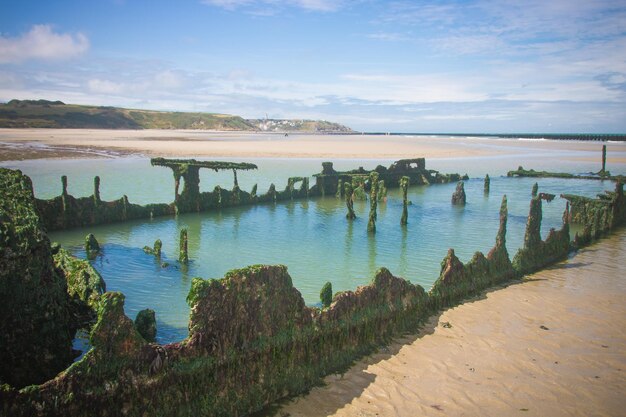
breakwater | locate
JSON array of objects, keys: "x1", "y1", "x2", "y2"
[
  {"x1": 1, "y1": 163, "x2": 624, "y2": 416},
  {"x1": 362, "y1": 133, "x2": 626, "y2": 142}
]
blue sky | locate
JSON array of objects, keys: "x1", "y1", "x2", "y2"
[{"x1": 1, "y1": 0, "x2": 625, "y2": 132}]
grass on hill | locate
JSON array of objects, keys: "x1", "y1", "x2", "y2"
[{"x1": 0, "y1": 99, "x2": 352, "y2": 132}]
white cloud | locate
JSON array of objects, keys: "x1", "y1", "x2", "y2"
[
  {"x1": 339, "y1": 73, "x2": 487, "y2": 103},
  {"x1": 154, "y1": 70, "x2": 185, "y2": 89},
  {"x1": 0, "y1": 25, "x2": 89, "y2": 64},
  {"x1": 291, "y1": 0, "x2": 340, "y2": 12},
  {"x1": 88, "y1": 79, "x2": 124, "y2": 95},
  {"x1": 201, "y1": 0, "x2": 253, "y2": 10},
  {"x1": 366, "y1": 32, "x2": 410, "y2": 42},
  {"x1": 201, "y1": 0, "x2": 344, "y2": 12}
]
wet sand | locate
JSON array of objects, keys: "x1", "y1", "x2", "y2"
[
  {"x1": 1, "y1": 128, "x2": 625, "y2": 162},
  {"x1": 277, "y1": 231, "x2": 626, "y2": 417}
]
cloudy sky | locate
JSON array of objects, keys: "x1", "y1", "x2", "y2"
[{"x1": 1, "y1": 0, "x2": 625, "y2": 132}]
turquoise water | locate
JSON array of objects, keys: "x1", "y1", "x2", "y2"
[{"x1": 3, "y1": 155, "x2": 624, "y2": 344}]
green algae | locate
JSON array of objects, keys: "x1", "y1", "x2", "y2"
[
  {"x1": 84, "y1": 233, "x2": 100, "y2": 260},
  {"x1": 511, "y1": 193, "x2": 570, "y2": 276},
  {"x1": 562, "y1": 182, "x2": 626, "y2": 247},
  {"x1": 377, "y1": 180, "x2": 387, "y2": 202},
  {"x1": 344, "y1": 182, "x2": 356, "y2": 220},
  {"x1": 320, "y1": 282, "x2": 332, "y2": 308},
  {"x1": 54, "y1": 247, "x2": 105, "y2": 312},
  {"x1": 430, "y1": 195, "x2": 515, "y2": 308},
  {"x1": 134, "y1": 309, "x2": 157, "y2": 343},
  {"x1": 143, "y1": 238, "x2": 162, "y2": 257},
  {"x1": 0, "y1": 169, "x2": 81, "y2": 388},
  {"x1": 179, "y1": 228, "x2": 188, "y2": 264},
  {"x1": 37, "y1": 159, "x2": 466, "y2": 232},
  {"x1": 367, "y1": 172, "x2": 379, "y2": 233}
]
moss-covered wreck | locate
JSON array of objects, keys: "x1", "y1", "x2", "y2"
[
  {"x1": 507, "y1": 166, "x2": 623, "y2": 182},
  {"x1": 0, "y1": 168, "x2": 105, "y2": 389},
  {"x1": 313, "y1": 158, "x2": 467, "y2": 196},
  {"x1": 562, "y1": 182, "x2": 626, "y2": 247},
  {"x1": 2, "y1": 166, "x2": 625, "y2": 417},
  {"x1": 35, "y1": 158, "x2": 466, "y2": 232}
]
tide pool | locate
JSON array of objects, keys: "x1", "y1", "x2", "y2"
[{"x1": 4, "y1": 155, "x2": 623, "y2": 344}]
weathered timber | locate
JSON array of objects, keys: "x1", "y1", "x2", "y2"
[
  {"x1": 377, "y1": 180, "x2": 387, "y2": 202},
  {"x1": 336, "y1": 179, "x2": 343, "y2": 198},
  {"x1": 562, "y1": 182, "x2": 626, "y2": 246},
  {"x1": 367, "y1": 172, "x2": 379, "y2": 232},
  {"x1": 143, "y1": 238, "x2": 162, "y2": 257},
  {"x1": 179, "y1": 228, "x2": 189, "y2": 264},
  {"x1": 511, "y1": 194, "x2": 570, "y2": 276},
  {"x1": 151, "y1": 158, "x2": 258, "y2": 214},
  {"x1": 508, "y1": 164, "x2": 620, "y2": 181},
  {"x1": 400, "y1": 176, "x2": 409, "y2": 225},
  {"x1": 135, "y1": 309, "x2": 157, "y2": 343},
  {"x1": 84, "y1": 233, "x2": 100, "y2": 260},
  {"x1": 314, "y1": 158, "x2": 467, "y2": 196},
  {"x1": 320, "y1": 281, "x2": 332, "y2": 308},
  {"x1": 430, "y1": 195, "x2": 515, "y2": 308},
  {"x1": 36, "y1": 175, "x2": 174, "y2": 231},
  {"x1": 0, "y1": 169, "x2": 104, "y2": 388},
  {"x1": 344, "y1": 182, "x2": 356, "y2": 220},
  {"x1": 36, "y1": 159, "x2": 468, "y2": 231},
  {"x1": 451, "y1": 181, "x2": 466, "y2": 205},
  {"x1": 532, "y1": 182, "x2": 539, "y2": 197}
]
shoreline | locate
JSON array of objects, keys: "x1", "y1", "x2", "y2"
[
  {"x1": 2, "y1": 128, "x2": 626, "y2": 163},
  {"x1": 277, "y1": 231, "x2": 626, "y2": 417}
]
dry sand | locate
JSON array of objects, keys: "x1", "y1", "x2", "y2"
[
  {"x1": 276, "y1": 231, "x2": 626, "y2": 417},
  {"x1": 1, "y1": 128, "x2": 626, "y2": 162}
]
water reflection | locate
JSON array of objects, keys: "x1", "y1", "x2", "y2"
[{"x1": 399, "y1": 226, "x2": 408, "y2": 278}]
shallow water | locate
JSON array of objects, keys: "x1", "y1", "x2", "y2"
[{"x1": 3, "y1": 155, "x2": 623, "y2": 344}]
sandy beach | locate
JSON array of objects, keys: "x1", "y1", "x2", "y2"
[
  {"x1": 277, "y1": 231, "x2": 626, "y2": 417},
  {"x1": 1, "y1": 129, "x2": 626, "y2": 163}
]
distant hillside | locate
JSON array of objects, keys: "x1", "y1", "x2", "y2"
[
  {"x1": 0, "y1": 99, "x2": 254, "y2": 130},
  {"x1": 0, "y1": 99, "x2": 352, "y2": 132}
]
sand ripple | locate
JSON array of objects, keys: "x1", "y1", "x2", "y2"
[{"x1": 277, "y1": 231, "x2": 626, "y2": 417}]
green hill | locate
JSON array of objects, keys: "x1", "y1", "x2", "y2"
[
  {"x1": 0, "y1": 99, "x2": 352, "y2": 132},
  {"x1": 0, "y1": 99, "x2": 254, "y2": 130}
]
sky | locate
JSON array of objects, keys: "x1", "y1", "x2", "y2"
[{"x1": 1, "y1": 0, "x2": 625, "y2": 133}]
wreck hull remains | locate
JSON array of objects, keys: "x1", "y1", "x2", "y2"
[
  {"x1": 0, "y1": 169, "x2": 104, "y2": 389},
  {"x1": 36, "y1": 158, "x2": 465, "y2": 231},
  {"x1": 2, "y1": 164, "x2": 625, "y2": 416}
]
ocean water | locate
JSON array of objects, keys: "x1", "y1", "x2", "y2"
[{"x1": 3, "y1": 154, "x2": 624, "y2": 344}]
